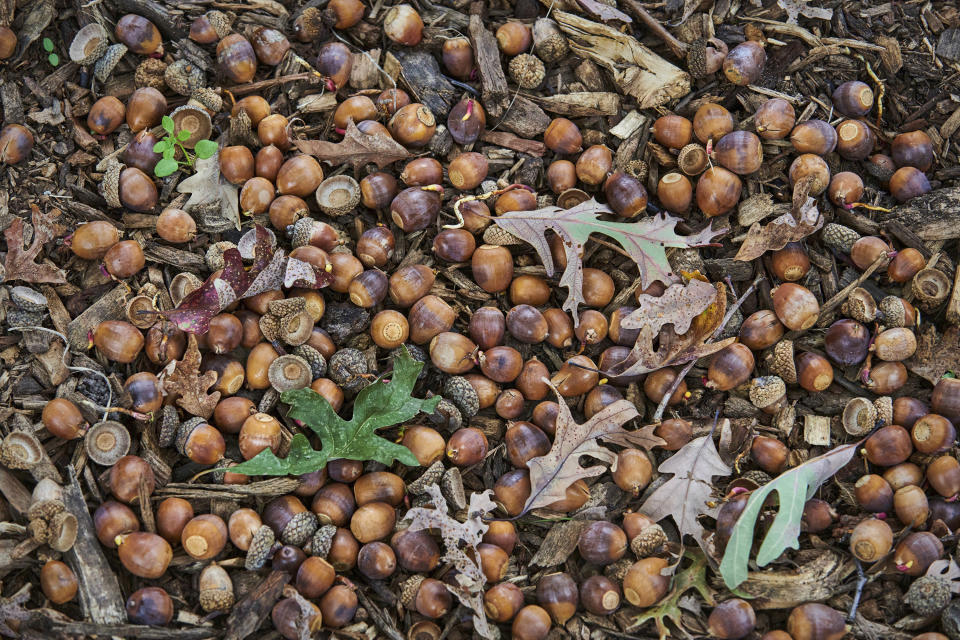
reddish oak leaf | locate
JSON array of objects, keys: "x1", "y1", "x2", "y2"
[
  {"x1": 162, "y1": 334, "x2": 220, "y2": 419},
  {"x1": 3, "y1": 205, "x2": 66, "y2": 283},
  {"x1": 522, "y1": 380, "x2": 664, "y2": 514},
  {"x1": 294, "y1": 120, "x2": 411, "y2": 171}
]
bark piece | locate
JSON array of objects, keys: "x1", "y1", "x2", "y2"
[
  {"x1": 225, "y1": 571, "x2": 290, "y2": 640},
  {"x1": 528, "y1": 92, "x2": 622, "y2": 117},
  {"x1": 530, "y1": 519, "x2": 590, "y2": 567},
  {"x1": 394, "y1": 50, "x2": 456, "y2": 118},
  {"x1": 469, "y1": 15, "x2": 509, "y2": 117},
  {"x1": 65, "y1": 284, "x2": 128, "y2": 352},
  {"x1": 480, "y1": 131, "x2": 547, "y2": 156},
  {"x1": 553, "y1": 11, "x2": 690, "y2": 108},
  {"x1": 63, "y1": 466, "x2": 126, "y2": 624},
  {"x1": 877, "y1": 187, "x2": 960, "y2": 241},
  {"x1": 499, "y1": 96, "x2": 551, "y2": 139},
  {"x1": 725, "y1": 550, "x2": 855, "y2": 609},
  {"x1": 803, "y1": 415, "x2": 831, "y2": 446}
]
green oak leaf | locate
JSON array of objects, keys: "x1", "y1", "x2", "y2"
[
  {"x1": 230, "y1": 347, "x2": 439, "y2": 476},
  {"x1": 162, "y1": 115, "x2": 175, "y2": 135},
  {"x1": 155, "y1": 157, "x2": 179, "y2": 178},
  {"x1": 194, "y1": 139, "x2": 218, "y2": 159}
]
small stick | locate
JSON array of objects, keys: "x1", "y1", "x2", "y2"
[
  {"x1": 813, "y1": 254, "x2": 886, "y2": 328},
  {"x1": 847, "y1": 558, "x2": 868, "y2": 622},
  {"x1": 652, "y1": 275, "x2": 764, "y2": 423},
  {"x1": 225, "y1": 72, "x2": 324, "y2": 97},
  {"x1": 623, "y1": 0, "x2": 688, "y2": 59}
]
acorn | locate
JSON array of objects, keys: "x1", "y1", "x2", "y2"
[
  {"x1": 443, "y1": 376, "x2": 480, "y2": 418},
  {"x1": 532, "y1": 18, "x2": 568, "y2": 63},
  {"x1": 244, "y1": 525, "x2": 277, "y2": 570},
  {"x1": 630, "y1": 523, "x2": 666, "y2": 557},
  {"x1": 687, "y1": 37, "x2": 728, "y2": 77},
  {"x1": 749, "y1": 376, "x2": 786, "y2": 413},
  {"x1": 508, "y1": 53, "x2": 545, "y2": 89},
  {"x1": 198, "y1": 563, "x2": 235, "y2": 612}
]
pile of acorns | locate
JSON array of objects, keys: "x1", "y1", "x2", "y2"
[{"x1": 4, "y1": 1, "x2": 959, "y2": 639}]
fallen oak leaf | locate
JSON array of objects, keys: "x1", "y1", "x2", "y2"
[
  {"x1": 161, "y1": 334, "x2": 220, "y2": 419},
  {"x1": 629, "y1": 549, "x2": 714, "y2": 640},
  {"x1": 607, "y1": 280, "x2": 734, "y2": 377},
  {"x1": 522, "y1": 378, "x2": 663, "y2": 515},
  {"x1": 735, "y1": 182, "x2": 824, "y2": 262},
  {"x1": 294, "y1": 120, "x2": 411, "y2": 172},
  {"x1": 905, "y1": 324, "x2": 960, "y2": 384},
  {"x1": 493, "y1": 197, "x2": 723, "y2": 324},
  {"x1": 3, "y1": 205, "x2": 66, "y2": 284},
  {"x1": 403, "y1": 486, "x2": 499, "y2": 640},
  {"x1": 640, "y1": 428, "x2": 732, "y2": 555},
  {"x1": 718, "y1": 439, "x2": 862, "y2": 589}
]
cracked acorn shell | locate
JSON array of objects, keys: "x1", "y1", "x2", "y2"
[
  {"x1": 94, "y1": 44, "x2": 127, "y2": 83},
  {"x1": 70, "y1": 24, "x2": 109, "y2": 65},
  {"x1": 164, "y1": 60, "x2": 205, "y2": 96}
]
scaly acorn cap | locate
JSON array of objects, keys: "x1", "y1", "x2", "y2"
[
  {"x1": 407, "y1": 460, "x2": 445, "y2": 496},
  {"x1": 164, "y1": 59, "x2": 205, "y2": 96},
  {"x1": 28, "y1": 499, "x2": 65, "y2": 521},
  {"x1": 70, "y1": 24, "x2": 109, "y2": 65},
  {"x1": 508, "y1": 53, "x2": 545, "y2": 89},
  {"x1": 293, "y1": 345, "x2": 327, "y2": 379},
  {"x1": 441, "y1": 467, "x2": 467, "y2": 511},
  {"x1": 821, "y1": 223, "x2": 861, "y2": 254},
  {"x1": 279, "y1": 311, "x2": 314, "y2": 346},
  {"x1": 205, "y1": 10, "x2": 233, "y2": 38},
  {"x1": 482, "y1": 225, "x2": 524, "y2": 246},
  {"x1": 841, "y1": 287, "x2": 877, "y2": 324},
  {"x1": 205, "y1": 241, "x2": 238, "y2": 272},
  {"x1": 191, "y1": 87, "x2": 224, "y2": 114},
  {"x1": 258, "y1": 314, "x2": 281, "y2": 342},
  {"x1": 768, "y1": 340, "x2": 797, "y2": 385},
  {"x1": 10, "y1": 286, "x2": 48, "y2": 312},
  {"x1": 686, "y1": 38, "x2": 709, "y2": 78},
  {"x1": 267, "y1": 297, "x2": 307, "y2": 317},
  {"x1": 134, "y1": 58, "x2": 167, "y2": 90},
  {"x1": 630, "y1": 523, "x2": 666, "y2": 557},
  {"x1": 905, "y1": 575, "x2": 952, "y2": 617},
  {"x1": 279, "y1": 510, "x2": 318, "y2": 547},
  {"x1": 749, "y1": 376, "x2": 786, "y2": 410},
  {"x1": 175, "y1": 417, "x2": 207, "y2": 457},
  {"x1": 245, "y1": 525, "x2": 277, "y2": 570},
  {"x1": 157, "y1": 405, "x2": 180, "y2": 448},
  {"x1": 873, "y1": 396, "x2": 893, "y2": 427},
  {"x1": 428, "y1": 398, "x2": 463, "y2": 432},
  {"x1": 94, "y1": 44, "x2": 127, "y2": 83},
  {"x1": 443, "y1": 376, "x2": 480, "y2": 418},
  {"x1": 400, "y1": 574, "x2": 425, "y2": 608},
  {"x1": 306, "y1": 524, "x2": 337, "y2": 557},
  {"x1": 878, "y1": 295, "x2": 910, "y2": 329}
]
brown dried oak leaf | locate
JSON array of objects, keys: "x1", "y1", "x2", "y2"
[
  {"x1": 294, "y1": 120, "x2": 410, "y2": 171},
  {"x1": 3, "y1": 204, "x2": 66, "y2": 284},
  {"x1": 161, "y1": 334, "x2": 220, "y2": 419},
  {"x1": 607, "y1": 279, "x2": 734, "y2": 377},
  {"x1": 493, "y1": 197, "x2": 723, "y2": 325},
  {"x1": 735, "y1": 181, "x2": 824, "y2": 261},
  {"x1": 906, "y1": 323, "x2": 960, "y2": 384},
  {"x1": 640, "y1": 427, "x2": 732, "y2": 554},
  {"x1": 523, "y1": 380, "x2": 663, "y2": 514}
]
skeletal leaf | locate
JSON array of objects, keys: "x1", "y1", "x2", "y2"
[
  {"x1": 523, "y1": 380, "x2": 663, "y2": 514},
  {"x1": 493, "y1": 197, "x2": 722, "y2": 324},
  {"x1": 640, "y1": 430, "x2": 732, "y2": 554},
  {"x1": 719, "y1": 440, "x2": 862, "y2": 588}
]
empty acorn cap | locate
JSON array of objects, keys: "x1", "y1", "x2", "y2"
[
  {"x1": 158, "y1": 405, "x2": 180, "y2": 448},
  {"x1": 84, "y1": 421, "x2": 131, "y2": 466},
  {"x1": 842, "y1": 287, "x2": 878, "y2": 324},
  {"x1": 165, "y1": 59, "x2": 205, "y2": 96},
  {"x1": 315, "y1": 175, "x2": 360, "y2": 216},
  {"x1": 171, "y1": 103, "x2": 213, "y2": 149},
  {"x1": 0, "y1": 432, "x2": 44, "y2": 469},
  {"x1": 126, "y1": 294, "x2": 160, "y2": 329},
  {"x1": 170, "y1": 272, "x2": 203, "y2": 307},
  {"x1": 70, "y1": 23, "x2": 109, "y2": 65},
  {"x1": 94, "y1": 44, "x2": 127, "y2": 83},
  {"x1": 293, "y1": 344, "x2": 327, "y2": 379},
  {"x1": 842, "y1": 397, "x2": 877, "y2": 436},
  {"x1": 557, "y1": 188, "x2": 590, "y2": 210},
  {"x1": 268, "y1": 354, "x2": 313, "y2": 392},
  {"x1": 206, "y1": 241, "x2": 238, "y2": 271},
  {"x1": 258, "y1": 314, "x2": 281, "y2": 342},
  {"x1": 100, "y1": 161, "x2": 123, "y2": 208},
  {"x1": 48, "y1": 511, "x2": 79, "y2": 552},
  {"x1": 407, "y1": 460, "x2": 445, "y2": 495},
  {"x1": 10, "y1": 286, "x2": 47, "y2": 312},
  {"x1": 191, "y1": 88, "x2": 224, "y2": 114},
  {"x1": 279, "y1": 311, "x2": 314, "y2": 346}
]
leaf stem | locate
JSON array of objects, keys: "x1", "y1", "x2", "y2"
[{"x1": 652, "y1": 274, "x2": 765, "y2": 423}]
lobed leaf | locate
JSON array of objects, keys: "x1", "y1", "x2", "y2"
[{"x1": 718, "y1": 440, "x2": 862, "y2": 588}]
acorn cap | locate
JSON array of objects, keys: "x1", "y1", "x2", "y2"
[
  {"x1": 508, "y1": 53, "x2": 546, "y2": 89},
  {"x1": 10, "y1": 286, "x2": 47, "y2": 312},
  {"x1": 740, "y1": 469, "x2": 773, "y2": 486},
  {"x1": 677, "y1": 144, "x2": 708, "y2": 175},
  {"x1": 268, "y1": 354, "x2": 313, "y2": 392},
  {"x1": 441, "y1": 467, "x2": 466, "y2": 511},
  {"x1": 482, "y1": 225, "x2": 523, "y2": 246},
  {"x1": 171, "y1": 104, "x2": 214, "y2": 149},
  {"x1": 428, "y1": 398, "x2": 463, "y2": 431},
  {"x1": 70, "y1": 23, "x2": 109, "y2": 65},
  {"x1": 170, "y1": 272, "x2": 204, "y2": 307},
  {"x1": 94, "y1": 44, "x2": 127, "y2": 83},
  {"x1": 280, "y1": 510, "x2": 318, "y2": 547},
  {"x1": 911, "y1": 267, "x2": 951, "y2": 312},
  {"x1": 268, "y1": 297, "x2": 307, "y2": 317},
  {"x1": 292, "y1": 345, "x2": 327, "y2": 379},
  {"x1": 28, "y1": 499, "x2": 65, "y2": 521},
  {"x1": 749, "y1": 376, "x2": 786, "y2": 409},
  {"x1": 84, "y1": 421, "x2": 131, "y2": 466},
  {"x1": 48, "y1": 511, "x2": 78, "y2": 552},
  {"x1": 315, "y1": 175, "x2": 360, "y2": 217},
  {"x1": 27, "y1": 519, "x2": 50, "y2": 544},
  {"x1": 686, "y1": 38, "x2": 709, "y2": 78},
  {"x1": 821, "y1": 223, "x2": 861, "y2": 254},
  {"x1": 175, "y1": 417, "x2": 208, "y2": 457},
  {"x1": 407, "y1": 460, "x2": 445, "y2": 496},
  {"x1": 400, "y1": 574, "x2": 425, "y2": 608},
  {"x1": 842, "y1": 397, "x2": 877, "y2": 436},
  {"x1": 206, "y1": 241, "x2": 238, "y2": 271},
  {"x1": 841, "y1": 287, "x2": 877, "y2": 324},
  {"x1": 443, "y1": 376, "x2": 479, "y2": 418},
  {"x1": 603, "y1": 558, "x2": 634, "y2": 583},
  {"x1": 532, "y1": 17, "x2": 568, "y2": 63},
  {"x1": 293, "y1": 6, "x2": 325, "y2": 41},
  {"x1": 290, "y1": 217, "x2": 318, "y2": 249},
  {"x1": 306, "y1": 523, "x2": 337, "y2": 557},
  {"x1": 279, "y1": 311, "x2": 314, "y2": 346},
  {"x1": 905, "y1": 575, "x2": 951, "y2": 617},
  {"x1": 135, "y1": 58, "x2": 167, "y2": 90},
  {"x1": 191, "y1": 88, "x2": 224, "y2": 115},
  {"x1": 258, "y1": 314, "x2": 281, "y2": 342},
  {"x1": 768, "y1": 340, "x2": 797, "y2": 385},
  {"x1": 245, "y1": 525, "x2": 277, "y2": 570},
  {"x1": 165, "y1": 59, "x2": 205, "y2": 96},
  {"x1": 630, "y1": 523, "x2": 666, "y2": 557},
  {"x1": 0, "y1": 432, "x2": 44, "y2": 469},
  {"x1": 6, "y1": 308, "x2": 44, "y2": 328},
  {"x1": 878, "y1": 296, "x2": 909, "y2": 329},
  {"x1": 229, "y1": 107, "x2": 259, "y2": 147},
  {"x1": 206, "y1": 10, "x2": 233, "y2": 38},
  {"x1": 101, "y1": 161, "x2": 123, "y2": 209},
  {"x1": 873, "y1": 396, "x2": 893, "y2": 427}
]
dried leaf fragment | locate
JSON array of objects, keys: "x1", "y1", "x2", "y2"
[
  {"x1": 162, "y1": 334, "x2": 220, "y2": 419},
  {"x1": 906, "y1": 324, "x2": 960, "y2": 384},
  {"x1": 3, "y1": 205, "x2": 66, "y2": 284},
  {"x1": 294, "y1": 120, "x2": 410, "y2": 171},
  {"x1": 735, "y1": 196, "x2": 824, "y2": 262}
]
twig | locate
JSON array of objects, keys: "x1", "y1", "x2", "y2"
[
  {"x1": 813, "y1": 254, "x2": 886, "y2": 328},
  {"x1": 652, "y1": 275, "x2": 764, "y2": 423},
  {"x1": 224, "y1": 72, "x2": 324, "y2": 97},
  {"x1": 623, "y1": 0, "x2": 688, "y2": 59},
  {"x1": 847, "y1": 558, "x2": 868, "y2": 623}
]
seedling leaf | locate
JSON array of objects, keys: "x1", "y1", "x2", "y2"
[
  {"x1": 154, "y1": 157, "x2": 179, "y2": 177},
  {"x1": 194, "y1": 139, "x2": 217, "y2": 159},
  {"x1": 48, "y1": 53, "x2": 59, "y2": 66},
  {"x1": 42, "y1": 37, "x2": 53, "y2": 52},
  {"x1": 177, "y1": 130, "x2": 192, "y2": 142},
  {"x1": 162, "y1": 115, "x2": 175, "y2": 135}
]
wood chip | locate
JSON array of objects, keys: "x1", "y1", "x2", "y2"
[
  {"x1": 609, "y1": 111, "x2": 647, "y2": 139},
  {"x1": 803, "y1": 415, "x2": 831, "y2": 446},
  {"x1": 529, "y1": 519, "x2": 590, "y2": 568}
]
